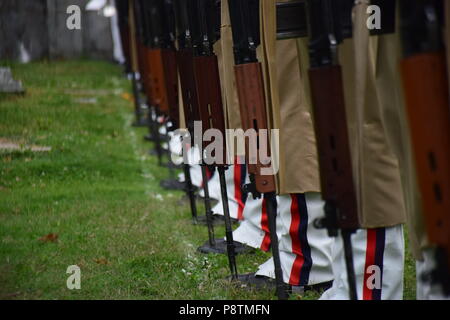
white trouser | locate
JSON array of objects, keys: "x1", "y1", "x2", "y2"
[
  {"x1": 202, "y1": 168, "x2": 220, "y2": 200},
  {"x1": 177, "y1": 152, "x2": 246, "y2": 221},
  {"x1": 232, "y1": 171, "x2": 280, "y2": 250},
  {"x1": 255, "y1": 194, "x2": 334, "y2": 286},
  {"x1": 159, "y1": 124, "x2": 169, "y2": 151},
  {"x1": 177, "y1": 145, "x2": 203, "y2": 187},
  {"x1": 232, "y1": 194, "x2": 269, "y2": 250},
  {"x1": 158, "y1": 123, "x2": 168, "y2": 135},
  {"x1": 168, "y1": 131, "x2": 181, "y2": 155},
  {"x1": 211, "y1": 162, "x2": 247, "y2": 220},
  {"x1": 416, "y1": 248, "x2": 450, "y2": 300},
  {"x1": 188, "y1": 165, "x2": 203, "y2": 188},
  {"x1": 320, "y1": 224, "x2": 405, "y2": 300}
]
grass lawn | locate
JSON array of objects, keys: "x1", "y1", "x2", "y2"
[{"x1": 0, "y1": 60, "x2": 416, "y2": 300}]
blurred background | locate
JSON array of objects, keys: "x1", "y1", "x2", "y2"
[{"x1": 0, "y1": 0, "x2": 124, "y2": 62}]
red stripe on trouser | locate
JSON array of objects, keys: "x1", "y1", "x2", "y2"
[
  {"x1": 260, "y1": 198, "x2": 271, "y2": 252},
  {"x1": 363, "y1": 229, "x2": 377, "y2": 300},
  {"x1": 233, "y1": 159, "x2": 244, "y2": 220},
  {"x1": 288, "y1": 194, "x2": 305, "y2": 285},
  {"x1": 206, "y1": 167, "x2": 212, "y2": 180}
]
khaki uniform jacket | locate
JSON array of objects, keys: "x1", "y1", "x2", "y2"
[
  {"x1": 258, "y1": 0, "x2": 406, "y2": 228},
  {"x1": 219, "y1": 0, "x2": 242, "y2": 133},
  {"x1": 337, "y1": 3, "x2": 407, "y2": 228},
  {"x1": 259, "y1": 0, "x2": 321, "y2": 194}
]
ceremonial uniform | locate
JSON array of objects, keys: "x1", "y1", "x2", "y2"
[
  {"x1": 319, "y1": 1, "x2": 406, "y2": 300},
  {"x1": 219, "y1": 0, "x2": 334, "y2": 288},
  {"x1": 224, "y1": 0, "x2": 407, "y2": 298},
  {"x1": 119, "y1": 0, "x2": 450, "y2": 300}
]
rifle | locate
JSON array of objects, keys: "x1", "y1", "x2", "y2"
[
  {"x1": 144, "y1": 0, "x2": 185, "y2": 187},
  {"x1": 190, "y1": 0, "x2": 241, "y2": 270},
  {"x1": 172, "y1": 0, "x2": 214, "y2": 226},
  {"x1": 116, "y1": 0, "x2": 132, "y2": 74},
  {"x1": 127, "y1": 0, "x2": 147, "y2": 127},
  {"x1": 134, "y1": 0, "x2": 162, "y2": 147},
  {"x1": 145, "y1": 0, "x2": 179, "y2": 130},
  {"x1": 140, "y1": 0, "x2": 199, "y2": 215},
  {"x1": 228, "y1": 0, "x2": 288, "y2": 299},
  {"x1": 399, "y1": 0, "x2": 450, "y2": 295},
  {"x1": 129, "y1": 0, "x2": 165, "y2": 167},
  {"x1": 133, "y1": 0, "x2": 147, "y2": 92},
  {"x1": 306, "y1": 0, "x2": 360, "y2": 300}
]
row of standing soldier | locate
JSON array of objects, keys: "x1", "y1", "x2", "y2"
[{"x1": 115, "y1": 0, "x2": 450, "y2": 300}]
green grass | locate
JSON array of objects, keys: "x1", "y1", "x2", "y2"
[
  {"x1": 0, "y1": 60, "x2": 415, "y2": 300},
  {"x1": 0, "y1": 60, "x2": 274, "y2": 300}
]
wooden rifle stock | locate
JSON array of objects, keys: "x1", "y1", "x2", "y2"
[
  {"x1": 399, "y1": 1, "x2": 450, "y2": 291},
  {"x1": 234, "y1": 62, "x2": 276, "y2": 194},
  {"x1": 148, "y1": 49, "x2": 163, "y2": 107},
  {"x1": 147, "y1": 48, "x2": 179, "y2": 127},
  {"x1": 140, "y1": 46, "x2": 154, "y2": 102},
  {"x1": 308, "y1": 65, "x2": 359, "y2": 231},
  {"x1": 401, "y1": 52, "x2": 450, "y2": 267},
  {"x1": 228, "y1": 0, "x2": 288, "y2": 298},
  {"x1": 163, "y1": 49, "x2": 179, "y2": 128},
  {"x1": 306, "y1": 0, "x2": 358, "y2": 300},
  {"x1": 193, "y1": 54, "x2": 227, "y2": 164}
]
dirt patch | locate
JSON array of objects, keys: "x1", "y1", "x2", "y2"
[
  {"x1": 64, "y1": 89, "x2": 122, "y2": 96},
  {"x1": 0, "y1": 138, "x2": 51, "y2": 152}
]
